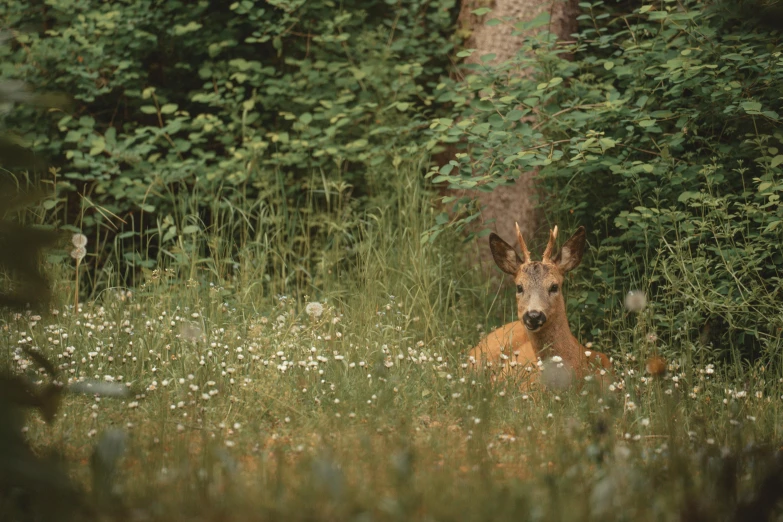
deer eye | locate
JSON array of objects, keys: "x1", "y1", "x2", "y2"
[
  {"x1": 549, "y1": 284, "x2": 559, "y2": 294},
  {"x1": 516, "y1": 284, "x2": 524, "y2": 294}
]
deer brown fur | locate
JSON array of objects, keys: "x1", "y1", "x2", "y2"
[{"x1": 468, "y1": 224, "x2": 611, "y2": 389}]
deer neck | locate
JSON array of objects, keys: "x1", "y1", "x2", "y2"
[{"x1": 527, "y1": 310, "x2": 582, "y2": 368}]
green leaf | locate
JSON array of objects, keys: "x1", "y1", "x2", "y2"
[
  {"x1": 771, "y1": 155, "x2": 783, "y2": 168},
  {"x1": 678, "y1": 191, "x2": 700, "y2": 203},
  {"x1": 89, "y1": 137, "x2": 106, "y2": 156},
  {"x1": 181, "y1": 225, "x2": 200, "y2": 235},
  {"x1": 764, "y1": 221, "x2": 781, "y2": 233},
  {"x1": 346, "y1": 138, "x2": 368, "y2": 149},
  {"x1": 472, "y1": 123, "x2": 490, "y2": 135},
  {"x1": 140, "y1": 105, "x2": 158, "y2": 114},
  {"x1": 439, "y1": 163, "x2": 454, "y2": 175},
  {"x1": 172, "y1": 21, "x2": 202, "y2": 35},
  {"x1": 160, "y1": 104, "x2": 178, "y2": 114},
  {"x1": 506, "y1": 109, "x2": 526, "y2": 120},
  {"x1": 741, "y1": 101, "x2": 762, "y2": 114},
  {"x1": 162, "y1": 226, "x2": 177, "y2": 243},
  {"x1": 598, "y1": 137, "x2": 617, "y2": 150},
  {"x1": 513, "y1": 12, "x2": 549, "y2": 31}
]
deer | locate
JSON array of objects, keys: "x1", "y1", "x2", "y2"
[{"x1": 468, "y1": 223, "x2": 611, "y2": 390}]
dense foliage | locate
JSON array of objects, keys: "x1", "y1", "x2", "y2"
[
  {"x1": 430, "y1": 0, "x2": 783, "y2": 362},
  {"x1": 1, "y1": 0, "x2": 456, "y2": 272},
  {"x1": 2, "y1": 0, "x2": 782, "y2": 361}
]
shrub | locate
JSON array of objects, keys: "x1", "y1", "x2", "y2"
[{"x1": 1, "y1": 0, "x2": 456, "y2": 274}]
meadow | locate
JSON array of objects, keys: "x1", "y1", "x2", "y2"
[
  {"x1": 2, "y1": 0, "x2": 783, "y2": 519},
  {"x1": 7, "y1": 166, "x2": 783, "y2": 522}
]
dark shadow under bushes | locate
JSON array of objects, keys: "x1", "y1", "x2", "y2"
[
  {"x1": 0, "y1": 183, "x2": 88, "y2": 521},
  {"x1": 0, "y1": 71, "x2": 129, "y2": 522}
]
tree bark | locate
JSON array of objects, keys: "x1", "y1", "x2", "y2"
[{"x1": 447, "y1": 0, "x2": 578, "y2": 272}]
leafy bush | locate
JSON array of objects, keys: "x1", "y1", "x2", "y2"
[
  {"x1": 1, "y1": 0, "x2": 456, "y2": 273},
  {"x1": 429, "y1": 0, "x2": 783, "y2": 361}
]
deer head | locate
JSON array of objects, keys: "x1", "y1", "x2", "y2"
[{"x1": 488, "y1": 224, "x2": 586, "y2": 333}]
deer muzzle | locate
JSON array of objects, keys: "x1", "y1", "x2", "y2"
[{"x1": 522, "y1": 310, "x2": 546, "y2": 331}]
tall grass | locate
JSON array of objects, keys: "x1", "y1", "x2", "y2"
[{"x1": 5, "y1": 160, "x2": 783, "y2": 521}]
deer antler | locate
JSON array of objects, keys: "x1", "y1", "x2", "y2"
[
  {"x1": 515, "y1": 222, "x2": 532, "y2": 264},
  {"x1": 542, "y1": 225, "x2": 559, "y2": 262}
]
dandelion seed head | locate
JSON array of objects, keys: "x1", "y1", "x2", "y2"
[
  {"x1": 71, "y1": 233, "x2": 88, "y2": 248},
  {"x1": 70, "y1": 246, "x2": 86, "y2": 261},
  {"x1": 624, "y1": 290, "x2": 647, "y2": 313},
  {"x1": 179, "y1": 322, "x2": 202, "y2": 342},
  {"x1": 540, "y1": 358, "x2": 573, "y2": 391},
  {"x1": 305, "y1": 302, "x2": 324, "y2": 318}
]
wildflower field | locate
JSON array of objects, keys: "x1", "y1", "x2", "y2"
[
  {"x1": 4, "y1": 0, "x2": 783, "y2": 519},
  {"x1": 7, "y1": 175, "x2": 783, "y2": 522}
]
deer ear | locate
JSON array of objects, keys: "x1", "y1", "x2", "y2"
[
  {"x1": 555, "y1": 226, "x2": 586, "y2": 273},
  {"x1": 489, "y1": 233, "x2": 522, "y2": 275}
]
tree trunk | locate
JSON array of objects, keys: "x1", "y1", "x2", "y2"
[{"x1": 448, "y1": 0, "x2": 578, "y2": 273}]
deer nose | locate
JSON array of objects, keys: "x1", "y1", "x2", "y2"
[{"x1": 523, "y1": 310, "x2": 547, "y2": 331}]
